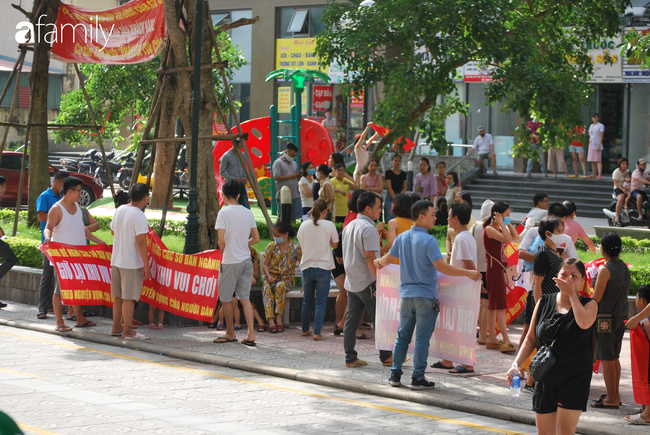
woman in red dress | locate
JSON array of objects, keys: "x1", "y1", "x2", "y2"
[{"x1": 483, "y1": 201, "x2": 519, "y2": 353}]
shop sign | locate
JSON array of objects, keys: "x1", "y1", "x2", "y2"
[
  {"x1": 350, "y1": 92, "x2": 364, "y2": 109},
  {"x1": 581, "y1": 38, "x2": 622, "y2": 83},
  {"x1": 275, "y1": 38, "x2": 327, "y2": 72},
  {"x1": 277, "y1": 87, "x2": 291, "y2": 114},
  {"x1": 312, "y1": 85, "x2": 333, "y2": 112},
  {"x1": 623, "y1": 27, "x2": 650, "y2": 82},
  {"x1": 464, "y1": 62, "x2": 493, "y2": 82}
]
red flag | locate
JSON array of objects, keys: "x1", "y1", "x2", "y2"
[{"x1": 631, "y1": 325, "x2": 650, "y2": 404}]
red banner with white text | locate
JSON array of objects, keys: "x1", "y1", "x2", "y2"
[
  {"x1": 39, "y1": 230, "x2": 222, "y2": 322},
  {"x1": 51, "y1": 0, "x2": 165, "y2": 64}
]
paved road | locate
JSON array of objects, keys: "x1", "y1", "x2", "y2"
[{"x1": 0, "y1": 326, "x2": 537, "y2": 435}]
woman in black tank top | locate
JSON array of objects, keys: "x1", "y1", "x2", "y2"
[{"x1": 507, "y1": 258, "x2": 598, "y2": 434}]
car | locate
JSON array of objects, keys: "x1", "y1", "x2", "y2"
[{"x1": 0, "y1": 151, "x2": 104, "y2": 208}]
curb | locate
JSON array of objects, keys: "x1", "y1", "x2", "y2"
[{"x1": 0, "y1": 317, "x2": 633, "y2": 435}]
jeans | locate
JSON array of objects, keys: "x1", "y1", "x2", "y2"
[
  {"x1": 384, "y1": 194, "x2": 395, "y2": 223},
  {"x1": 344, "y1": 283, "x2": 393, "y2": 364},
  {"x1": 391, "y1": 297, "x2": 439, "y2": 379},
  {"x1": 238, "y1": 183, "x2": 250, "y2": 209},
  {"x1": 526, "y1": 144, "x2": 547, "y2": 173},
  {"x1": 38, "y1": 253, "x2": 55, "y2": 313},
  {"x1": 301, "y1": 267, "x2": 331, "y2": 334}
]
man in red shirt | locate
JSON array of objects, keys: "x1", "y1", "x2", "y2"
[{"x1": 569, "y1": 126, "x2": 588, "y2": 179}]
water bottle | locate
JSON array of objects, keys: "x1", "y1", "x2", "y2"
[{"x1": 510, "y1": 373, "x2": 521, "y2": 398}]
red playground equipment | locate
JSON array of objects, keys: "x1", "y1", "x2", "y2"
[{"x1": 213, "y1": 116, "x2": 334, "y2": 207}]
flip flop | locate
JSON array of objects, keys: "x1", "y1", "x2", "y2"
[
  {"x1": 591, "y1": 396, "x2": 620, "y2": 408},
  {"x1": 356, "y1": 332, "x2": 370, "y2": 340},
  {"x1": 241, "y1": 339, "x2": 256, "y2": 347},
  {"x1": 430, "y1": 361, "x2": 453, "y2": 369},
  {"x1": 123, "y1": 332, "x2": 149, "y2": 340},
  {"x1": 626, "y1": 413, "x2": 650, "y2": 425},
  {"x1": 83, "y1": 310, "x2": 96, "y2": 317},
  {"x1": 234, "y1": 325, "x2": 242, "y2": 331},
  {"x1": 75, "y1": 320, "x2": 96, "y2": 328},
  {"x1": 66, "y1": 315, "x2": 77, "y2": 321},
  {"x1": 358, "y1": 322, "x2": 372, "y2": 330},
  {"x1": 55, "y1": 325, "x2": 73, "y2": 333},
  {"x1": 37, "y1": 312, "x2": 47, "y2": 319},
  {"x1": 216, "y1": 323, "x2": 224, "y2": 331},
  {"x1": 449, "y1": 365, "x2": 474, "y2": 374},
  {"x1": 213, "y1": 336, "x2": 237, "y2": 343}
]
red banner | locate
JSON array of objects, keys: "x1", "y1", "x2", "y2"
[
  {"x1": 631, "y1": 325, "x2": 650, "y2": 404},
  {"x1": 51, "y1": 0, "x2": 165, "y2": 64},
  {"x1": 39, "y1": 230, "x2": 222, "y2": 322}
]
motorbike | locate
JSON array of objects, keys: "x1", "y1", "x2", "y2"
[
  {"x1": 603, "y1": 186, "x2": 650, "y2": 228},
  {"x1": 78, "y1": 149, "x2": 100, "y2": 175},
  {"x1": 115, "y1": 152, "x2": 135, "y2": 189},
  {"x1": 92, "y1": 152, "x2": 123, "y2": 188}
]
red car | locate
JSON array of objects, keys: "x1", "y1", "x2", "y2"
[{"x1": 0, "y1": 151, "x2": 104, "y2": 208}]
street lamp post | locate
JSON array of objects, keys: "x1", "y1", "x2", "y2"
[{"x1": 184, "y1": 0, "x2": 204, "y2": 255}]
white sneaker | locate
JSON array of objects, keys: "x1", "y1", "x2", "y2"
[{"x1": 524, "y1": 172, "x2": 532, "y2": 178}]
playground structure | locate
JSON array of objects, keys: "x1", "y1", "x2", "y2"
[{"x1": 212, "y1": 116, "x2": 334, "y2": 208}]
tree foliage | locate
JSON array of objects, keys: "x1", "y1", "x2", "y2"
[
  {"x1": 316, "y1": 0, "x2": 628, "y2": 158},
  {"x1": 52, "y1": 32, "x2": 246, "y2": 147}
]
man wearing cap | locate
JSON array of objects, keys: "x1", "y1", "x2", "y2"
[
  {"x1": 467, "y1": 126, "x2": 497, "y2": 175},
  {"x1": 631, "y1": 159, "x2": 650, "y2": 220}
]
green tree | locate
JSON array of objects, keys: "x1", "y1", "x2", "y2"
[{"x1": 316, "y1": 0, "x2": 628, "y2": 159}]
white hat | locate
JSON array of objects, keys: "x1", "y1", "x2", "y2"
[{"x1": 480, "y1": 199, "x2": 494, "y2": 222}]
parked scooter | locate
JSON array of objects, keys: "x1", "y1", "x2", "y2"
[
  {"x1": 115, "y1": 152, "x2": 135, "y2": 189},
  {"x1": 603, "y1": 186, "x2": 650, "y2": 228},
  {"x1": 78, "y1": 149, "x2": 100, "y2": 175}
]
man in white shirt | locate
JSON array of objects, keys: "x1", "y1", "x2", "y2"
[
  {"x1": 631, "y1": 159, "x2": 650, "y2": 220},
  {"x1": 526, "y1": 192, "x2": 548, "y2": 224},
  {"x1": 110, "y1": 183, "x2": 151, "y2": 340},
  {"x1": 431, "y1": 202, "x2": 478, "y2": 374},
  {"x1": 467, "y1": 126, "x2": 496, "y2": 175},
  {"x1": 213, "y1": 180, "x2": 260, "y2": 346},
  {"x1": 321, "y1": 110, "x2": 337, "y2": 143}
]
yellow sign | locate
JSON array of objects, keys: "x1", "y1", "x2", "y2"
[
  {"x1": 278, "y1": 87, "x2": 291, "y2": 114},
  {"x1": 301, "y1": 91, "x2": 308, "y2": 115},
  {"x1": 275, "y1": 38, "x2": 327, "y2": 72}
]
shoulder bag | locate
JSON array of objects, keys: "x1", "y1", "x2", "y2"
[{"x1": 529, "y1": 314, "x2": 567, "y2": 382}]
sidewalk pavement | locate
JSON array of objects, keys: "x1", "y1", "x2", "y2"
[{"x1": 0, "y1": 301, "x2": 645, "y2": 435}]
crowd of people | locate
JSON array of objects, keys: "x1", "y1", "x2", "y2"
[{"x1": 1, "y1": 126, "x2": 646, "y2": 433}]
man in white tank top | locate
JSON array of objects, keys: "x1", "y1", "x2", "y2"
[{"x1": 43, "y1": 177, "x2": 106, "y2": 333}]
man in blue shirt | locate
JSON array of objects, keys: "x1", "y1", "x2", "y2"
[
  {"x1": 375, "y1": 200, "x2": 481, "y2": 389},
  {"x1": 36, "y1": 171, "x2": 69, "y2": 319}
]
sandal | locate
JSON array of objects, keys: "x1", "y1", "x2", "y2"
[
  {"x1": 241, "y1": 339, "x2": 256, "y2": 347},
  {"x1": 216, "y1": 323, "x2": 224, "y2": 331},
  {"x1": 257, "y1": 325, "x2": 267, "y2": 332},
  {"x1": 276, "y1": 325, "x2": 284, "y2": 332},
  {"x1": 157, "y1": 324, "x2": 164, "y2": 330},
  {"x1": 269, "y1": 326, "x2": 277, "y2": 333},
  {"x1": 356, "y1": 332, "x2": 370, "y2": 340},
  {"x1": 430, "y1": 361, "x2": 453, "y2": 369},
  {"x1": 207, "y1": 322, "x2": 217, "y2": 329},
  {"x1": 149, "y1": 323, "x2": 158, "y2": 330},
  {"x1": 333, "y1": 326, "x2": 343, "y2": 336},
  {"x1": 625, "y1": 414, "x2": 650, "y2": 425},
  {"x1": 213, "y1": 336, "x2": 237, "y2": 343},
  {"x1": 37, "y1": 312, "x2": 47, "y2": 319},
  {"x1": 449, "y1": 365, "x2": 474, "y2": 374},
  {"x1": 75, "y1": 320, "x2": 96, "y2": 328},
  {"x1": 486, "y1": 340, "x2": 502, "y2": 349},
  {"x1": 55, "y1": 325, "x2": 73, "y2": 333},
  {"x1": 358, "y1": 322, "x2": 372, "y2": 330},
  {"x1": 500, "y1": 343, "x2": 516, "y2": 353}
]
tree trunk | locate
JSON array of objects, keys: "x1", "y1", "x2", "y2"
[
  {"x1": 27, "y1": 0, "x2": 60, "y2": 226},
  {"x1": 164, "y1": 0, "x2": 219, "y2": 251},
  {"x1": 149, "y1": 72, "x2": 179, "y2": 210}
]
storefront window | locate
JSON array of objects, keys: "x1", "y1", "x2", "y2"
[{"x1": 490, "y1": 101, "x2": 515, "y2": 168}]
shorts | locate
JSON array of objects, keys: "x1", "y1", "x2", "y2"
[
  {"x1": 613, "y1": 188, "x2": 625, "y2": 197},
  {"x1": 111, "y1": 266, "x2": 144, "y2": 301},
  {"x1": 480, "y1": 272, "x2": 488, "y2": 300},
  {"x1": 478, "y1": 152, "x2": 491, "y2": 162},
  {"x1": 631, "y1": 190, "x2": 648, "y2": 203},
  {"x1": 596, "y1": 316, "x2": 627, "y2": 361},
  {"x1": 532, "y1": 362, "x2": 593, "y2": 414},
  {"x1": 524, "y1": 291, "x2": 535, "y2": 324},
  {"x1": 218, "y1": 261, "x2": 254, "y2": 302},
  {"x1": 277, "y1": 197, "x2": 303, "y2": 221},
  {"x1": 569, "y1": 145, "x2": 584, "y2": 154},
  {"x1": 331, "y1": 250, "x2": 345, "y2": 279},
  {"x1": 53, "y1": 269, "x2": 61, "y2": 295}
]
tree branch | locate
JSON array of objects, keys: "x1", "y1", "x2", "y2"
[{"x1": 215, "y1": 17, "x2": 260, "y2": 35}]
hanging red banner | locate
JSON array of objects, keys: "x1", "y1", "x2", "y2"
[
  {"x1": 39, "y1": 230, "x2": 222, "y2": 322},
  {"x1": 51, "y1": 0, "x2": 165, "y2": 65},
  {"x1": 313, "y1": 85, "x2": 333, "y2": 112}
]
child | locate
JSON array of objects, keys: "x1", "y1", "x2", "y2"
[
  {"x1": 562, "y1": 200, "x2": 596, "y2": 254},
  {"x1": 623, "y1": 172, "x2": 632, "y2": 210},
  {"x1": 148, "y1": 305, "x2": 165, "y2": 330},
  {"x1": 262, "y1": 221, "x2": 302, "y2": 332},
  {"x1": 625, "y1": 285, "x2": 650, "y2": 424}
]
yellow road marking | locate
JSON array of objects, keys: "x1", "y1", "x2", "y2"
[
  {"x1": 1, "y1": 330, "x2": 530, "y2": 435},
  {"x1": 0, "y1": 367, "x2": 42, "y2": 378},
  {"x1": 18, "y1": 423, "x2": 64, "y2": 435}
]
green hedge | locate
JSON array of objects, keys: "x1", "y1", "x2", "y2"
[
  {"x1": 4, "y1": 237, "x2": 42, "y2": 268},
  {"x1": 575, "y1": 235, "x2": 650, "y2": 253}
]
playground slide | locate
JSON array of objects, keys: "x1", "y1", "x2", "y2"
[{"x1": 213, "y1": 116, "x2": 334, "y2": 207}]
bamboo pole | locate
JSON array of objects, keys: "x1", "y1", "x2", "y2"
[
  {"x1": 0, "y1": 50, "x2": 26, "y2": 109},
  {"x1": 74, "y1": 64, "x2": 116, "y2": 198},
  {"x1": 0, "y1": 51, "x2": 26, "y2": 169},
  {"x1": 145, "y1": 111, "x2": 160, "y2": 189},
  {"x1": 139, "y1": 133, "x2": 243, "y2": 144},
  {"x1": 204, "y1": 2, "x2": 273, "y2": 230}
]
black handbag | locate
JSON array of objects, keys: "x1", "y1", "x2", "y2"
[{"x1": 530, "y1": 315, "x2": 567, "y2": 382}]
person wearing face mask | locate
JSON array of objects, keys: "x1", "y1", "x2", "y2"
[
  {"x1": 322, "y1": 109, "x2": 337, "y2": 144},
  {"x1": 467, "y1": 126, "x2": 497, "y2": 176},
  {"x1": 532, "y1": 216, "x2": 566, "y2": 305},
  {"x1": 272, "y1": 143, "x2": 302, "y2": 223},
  {"x1": 299, "y1": 162, "x2": 315, "y2": 216},
  {"x1": 483, "y1": 201, "x2": 519, "y2": 353},
  {"x1": 444, "y1": 171, "x2": 460, "y2": 204},
  {"x1": 261, "y1": 222, "x2": 302, "y2": 333}
]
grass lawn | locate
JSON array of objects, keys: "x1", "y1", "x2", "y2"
[
  {"x1": 88, "y1": 196, "x2": 191, "y2": 212},
  {"x1": 575, "y1": 250, "x2": 647, "y2": 267}
]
